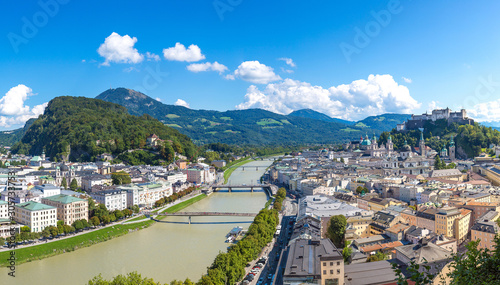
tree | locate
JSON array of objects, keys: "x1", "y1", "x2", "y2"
[
  {"x1": 41, "y1": 227, "x2": 50, "y2": 239},
  {"x1": 88, "y1": 271, "x2": 162, "y2": 285},
  {"x1": 355, "y1": 186, "x2": 368, "y2": 195},
  {"x1": 327, "y1": 215, "x2": 347, "y2": 248},
  {"x1": 61, "y1": 177, "x2": 67, "y2": 189},
  {"x1": 0, "y1": 237, "x2": 5, "y2": 246},
  {"x1": 91, "y1": 216, "x2": 100, "y2": 227},
  {"x1": 434, "y1": 155, "x2": 442, "y2": 170},
  {"x1": 101, "y1": 215, "x2": 111, "y2": 225},
  {"x1": 273, "y1": 201, "x2": 282, "y2": 211},
  {"x1": 340, "y1": 157, "x2": 345, "y2": 163},
  {"x1": 114, "y1": 210, "x2": 124, "y2": 220},
  {"x1": 63, "y1": 224, "x2": 73, "y2": 234},
  {"x1": 393, "y1": 236, "x2": 500, "y2": 285},
  {"x1": 111, "y1": 172, "x2": 132, "y2": 185},
  {"x1": 342, "y1": 241, "x2": 352, "y2": 263},
  {"x1": 81, "y1": 219, "x2": 90, "y2": 229},
  {"x1": 367, "y1": 251, "x2": 388, "y2": 262},
  {"x1": 72, "y1": 220, "x2": 84, "y2": 231},
  {"x1": 20, "y1": 226, "x2": 30, "y2": 232},
  {"x1": 70, "y1": 178, "x2": 78, "y2": 190},
  {"x1": 49, "y1": 226, "x2": 59, "y2": 238}
]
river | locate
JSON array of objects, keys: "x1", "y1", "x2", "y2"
[{"x1": 0, "y1": 158, "x2": 274, "y2": 285}]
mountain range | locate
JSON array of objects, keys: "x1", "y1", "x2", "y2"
[
  {"x1": 1, "y1": 88, "x2": 412, "y2": 147},
  {"x1": 95, "y1": 88, "x2": 409, "y2": 145}
]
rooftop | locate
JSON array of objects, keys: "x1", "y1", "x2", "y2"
[
  {"x1": 43, "y1": 194, "x2": 86, "y2": 204},
  {"x1": 15, "y1": 201, "x2": 56, "y2": 211},
  {"x1": 344, "y1": 260, "x2": 398, "y2": 285},
  {"x1": 283, "y1": 239, "x2": 342, "y2": 278}
]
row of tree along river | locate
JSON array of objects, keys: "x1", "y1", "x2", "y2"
[{"x1": 0, "y1": 158, "x2": 274, "y2": 285}]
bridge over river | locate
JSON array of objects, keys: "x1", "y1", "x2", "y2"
[
  {"x1": 206, "y1": 183, "x2": 278, "y2": 196},
  {"x1": 142, "y1": 211, "x2": 257, "y2": 224}
]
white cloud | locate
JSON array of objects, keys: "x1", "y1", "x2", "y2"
[
  {"x1": 225, "y1": 74, "x2": 236, "y2": 80},
  {"x1": 278, "y1": 57, "x2": 296, "y2": 67},
  {"x1": 468, "y1": 99, "x2": 500, "y2": 122},
  {"x1": 281, "y1": 67, "x2": 294, "y2": 74},
  {"x1": 97, "y1": 32, "x2": 144, "y2": 66},
  {"x1": 235, "y1": 74, "x2": 421, "y2": 121},
  {"x1": 0, "y1": 85, "x2": 47, "y2": 128},
  {"x1": 231, "y1": 61, "x2": 281, "y2": 84},
  {"x1": 428, "y1": 100, "x2": 442, "y2": 111},
  {"x1": 163, "y1": 43, "x2": 205, "y2": 62},
  {"x1": 156, "y1": 97, "x2": 162, "y2": 102},
  {"x1": 146, "y1": 52, "x2": 161, "y2": 61},
  {"x1": 174, "y1": 99, "x2": 190, "y2": 108},
  {"x1": 187, "y1": 61, "x2": 228, "y2": 74},
  {"x1": 402, "y1": 77, "x2": 412, "y2": 83}
]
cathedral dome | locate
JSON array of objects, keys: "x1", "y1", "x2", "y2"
[{"x1": 60, "y1": 164, "x2": 69, "y2": 172}]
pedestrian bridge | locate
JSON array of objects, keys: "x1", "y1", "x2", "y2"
[
  {"x1": 142, "y1": 211, "x2": 257, "y2": 224},
  {"x1": 209, "y1": 183, "x2": 278, "y2": 196}
]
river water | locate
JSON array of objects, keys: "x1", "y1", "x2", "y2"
[{"x1": 0, "y1": 158, "x2": 274, "y2": 285}]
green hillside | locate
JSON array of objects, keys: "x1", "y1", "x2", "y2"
[
  {"x1": 355, "y1": 113, "x2": 411, "y2": 131},
  {"x1": 288, "y1": 109, "x2": 355, "y2": 125},
  {"x1": 0, "y1": 118, "x2": 36, "y2": 146},
  {"x1": 11, "y1": 96, "x2": 197, "y2": 162},
  {"x1": 378, "y1": 119, "x2": 500, "y2": 158}
]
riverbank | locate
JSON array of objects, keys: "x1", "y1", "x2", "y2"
[
  {"x1": 0, "y1": 220, "x2": 154, "y2": 267},
  {"x1": 0, "y1": 193, "x2": 210, "y2": 267},
  {"x1": 158, "y1": 194, "x2": 207, "y2": 215},
  {"x1": 223, "y1": 157, "x2": 255, "y2": 183}
]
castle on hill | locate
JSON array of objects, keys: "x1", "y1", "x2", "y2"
[{"x1": 397, "y1": 108, "x2": 474, "y2": 131}]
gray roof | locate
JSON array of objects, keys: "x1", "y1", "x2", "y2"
[
  {"x1": 396, "y1": 239, "x2": 451, "y2": 264},
  {"x1": 283, "y1": 239, "x2": 342, "y2": 278},
  {"x1": 429, "y1": 169, "x2": 462, "y2": 178},
  {"x1": 344, "y1": 260, "x2": 398, "y2": 285}
]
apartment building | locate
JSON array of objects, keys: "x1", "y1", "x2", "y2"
[
  {"x1": 461, "y1": 202, "x2": 500, "y2": 222},
  {"x1": 471, "y1": 214, "x2": 499, "y2": 250},
  {"x1": 14, "y1": 201, "x2": 57, "y2": 232},
  {"x1": 435, "y1": 207, "x2": 461, "y2": 238},
  {"x1": 41, "y1": 194, "x2": 89, "y2": 225},
  {"x1": 119, "y1": 181, "x2": 172, "y2": 208},
  {"x1": 91, "y1": 189, "x2": 127, "y2": 211}
]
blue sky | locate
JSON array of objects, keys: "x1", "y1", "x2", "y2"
[{"x1": 1, "y1": 0, "x2": 500, "y2": 130}]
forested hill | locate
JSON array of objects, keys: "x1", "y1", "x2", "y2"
[
  {"x1": 0, "y1": 118, "x2": 36, "y2": 146},
  {"x1": 10, "y1": 96, "x2": 197, "y2": 162},
  {"x1": 377, "y1": 119, "x2": 500, "y2": 158},
  {"x1": 96, "y1": 88, "x2": 370, "y2": 145}
]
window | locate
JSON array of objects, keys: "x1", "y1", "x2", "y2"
[
  {"x1": 330, "y1": 262, "x2": 333, "y2": 266},
  {"x1": 337, "y1": 269, "x2": 341, "y2": 274},
  {"x1": 323, "y1": 270, "x2": 326, "y2": 275},
  {"x1": 337, "y1": 261, "x2": 340, "y2": 266},
  {"x1": 323, "y1": 262, "x2": 326, "y2": 266},
  {"x1": 325, "y1": 278, "x2": 339, "y2": 285},
  {"x1": 330, "y1": 270, "x2": 333, "y2": 274}
]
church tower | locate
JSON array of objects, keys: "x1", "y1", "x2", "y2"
[
  {"x1": 449, "y1": 135, "x2": 456, "y2": 160},
  {"x1": 419, "y1": 131, "x2": 426, "y2": 157},
  {"x1": 386, "y1": 134, "x2": 394, "y2": 151}
]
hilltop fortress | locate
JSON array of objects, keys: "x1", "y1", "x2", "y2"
[{"x1": 397, "y1": 108, "x2": 474, "y2": 131}]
